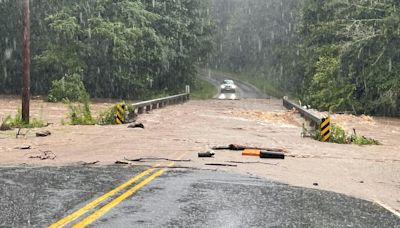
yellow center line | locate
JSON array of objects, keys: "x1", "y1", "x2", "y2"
[
  {"x1": 72, "y1": 154, "x2": 186, "y2": 228},
  {"x1": 49, "y1": 164, "x2": 160, "y2": 228}
]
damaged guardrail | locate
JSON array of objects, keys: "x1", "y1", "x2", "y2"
[
  {"x1": 132, "y1": 93, "x2": 190, "y2": 114},
  {"x1": 282, "y1": 96, "x2": 321, "y2": 128}
]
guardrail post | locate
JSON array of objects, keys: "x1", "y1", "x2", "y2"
[{"x1": 138, "y1": 107, "x2": 144, "y2": 114}]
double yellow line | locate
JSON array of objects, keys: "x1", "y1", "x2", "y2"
[{"x1": 49, "y1": 156, "x2": 183, "y2": 228}]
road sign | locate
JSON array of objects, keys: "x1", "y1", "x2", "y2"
[
  {"x1": 115, "y1": 103, "x2": 125, "y2": 125},
  {"x1": 320, "y1": 117, "x2": 331, "y2": 142}
]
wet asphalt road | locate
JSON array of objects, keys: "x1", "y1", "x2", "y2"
[
  {"x1": 199, "y1": 70, "x2": 269, "y2": 99},
  {"x1": 0, "y1": 166, "x2": 399, "y2": 227}
]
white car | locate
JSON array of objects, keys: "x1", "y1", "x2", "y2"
[{"x1": 220, "y1": 80, "x2": 237, "y2": 92}]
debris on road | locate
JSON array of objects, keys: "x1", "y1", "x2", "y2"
[
  {"x1": 124, "y1": 157, "x2": 191, "y2": 162},
  {"x1": 27, "y1": 150, "x2": 56, "y2": 160},
  {"x1": 16, "y1": 128, "x2": 30, "y2": 138},
  {"x1": 260, "y1": 151, "x2": 285, "y2": 159},
  {"x1": 198, "y1": 151, "x2": 215, "y2": 158},
  {"x1": 225, "y1": 161, "x2": 278, "y2": 165},
  {"x1": 115, "y1": 160, "x2": 130, "y2": 165},
  {"x1": 205, "y1": 163, "x2": 237, "y2": 167},
  {"x1": 127, "y1": 123, "x2": 144, "y2": 129},
  {"x1": 36, "y1": 130, "x2": 51, "y2": 137},
  {"x1": 212, "y1": 144, "x2": 287, "y2": 153},
  {"x1": 80, "y1": 161, "x2": 100, "y2": 165},
  {"x1": 313, "y1": 183, "x2": 319, "y2": 186},
  {"x1": 14, "y1": 145, "x2": 31, "y2": 150},
  {"x1": 242, "y1": 149, "x2": 261, "y2": 157}
]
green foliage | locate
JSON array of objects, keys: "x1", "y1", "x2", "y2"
[
  {"x1": 0, "y1": 0, "x2": 213, "y2": 100},
  {"x1": 210, "y1": 0, "x2": 400, "y2": 116},
  {"x1": 191, "y1": 79, "x2": 218, "y2": 100},
  {"x1": 67, "y1": 101, "x2": 95, "y2": 125},
  {"x1": 48, "y1": 73, "x2": 89, "y2": 103},
  {"x1": 97, "y1": 106, "x2": 118, "y2": 126},
  {"x1": 0, "y1": 110, "x2": 45, "y2": 129},
  {"x1": 314, "y1": 124, "x2": 379, "y2": 145},
  {"x1": 97, "y1": 103, "x2": 136, "y2": 125}
]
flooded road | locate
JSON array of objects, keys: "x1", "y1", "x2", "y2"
[{"x1": 0, "y1": 166, "x2": 398, "y2": 227}]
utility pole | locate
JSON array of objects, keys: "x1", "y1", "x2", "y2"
[{"x1": 22, "y1": 0, "x2": 30, "y2": 123}]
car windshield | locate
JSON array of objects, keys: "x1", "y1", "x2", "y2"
[{"x1": 223, "y1": 80, "x2": 234, "y2": 85}]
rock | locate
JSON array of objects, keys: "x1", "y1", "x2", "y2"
[
  {"x1": 127, "y1": 123, "x2": 144, "y2": 129},
  {"x1": 36, "y1": 130, "x2": 51, "y2": 137}
]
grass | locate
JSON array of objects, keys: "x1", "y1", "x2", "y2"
[
  {"x1": 0, "y1": 109, "x2": 46, "y2": 130},
  {"x1": 191, "y1": 78, "x2": 218, "y2": 100}
]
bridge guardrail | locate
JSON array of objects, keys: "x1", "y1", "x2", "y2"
[
  {"x1": 132, "y1": 93, "x2": 190, "y2": 114},
  {"x1": 283, "y1": 96, "x2": 321, "y2": 127}
]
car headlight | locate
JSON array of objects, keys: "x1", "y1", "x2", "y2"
[
  {"x1": 231, "y1": 85, "x2": 237, "y2": 89},
  {"x1": 220, "y1": 85, "x2": 226, "y2": 89}
]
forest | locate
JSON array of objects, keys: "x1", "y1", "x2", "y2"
[
  {"x1": 0, "y1": 0, "x2": 213, "y2": 99},
  {"x1": 1, "y1": 0, "x2": 399, "y2": 116},
  {"x1": 210, "y1": 0, "x2": 400, "y2": 116}
]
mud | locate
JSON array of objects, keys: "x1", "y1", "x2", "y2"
[{"x1": 0, "y1": 96, "x2": 399, "y2": 214}]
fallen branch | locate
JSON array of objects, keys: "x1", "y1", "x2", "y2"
[
  {"x1": 14, "y1": 145, "x2": 31, "y2": 150},
  {"x1": 212, "y1": 144, "x2": 287, "y2": 153},
  {"x1": 225, "y1": 161, "x2": 278, "y2": 165},
  {"x1": 204, "y1": 163, "x2": 237, "y2": 167},
  {"x1": 81, "y1": 161, "x2": 100, "y2": 165},
  {"x1": 27, "y1": 150, "x2": 56, "y2": 160},
  {"x1": 124, "y1": 157, "x2": 191, "y2": 162}
]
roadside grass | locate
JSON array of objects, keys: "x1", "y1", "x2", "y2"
[
  {"x1": 191, "y1": 78, "x2": 218, "y2": 100},
  {"x1": 0, "y1": 109, "x2": 46, "y2": 130}
]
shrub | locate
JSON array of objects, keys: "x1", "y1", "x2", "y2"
[
  {"x1": 313, "y1": 123, "x2": 379, "y2": 145},
  {"x1": 48, "y1": 73, "x2": 89, "y2": 103},
  {"x1": 97, "y1": 103, "x2": 136, "y2": 125},
  {"x1": 0, "y1": 109, "x2": 45, "y2": 130},
  {"x1": 67, "y1": 101, "x2": 95, "y2": 125}
]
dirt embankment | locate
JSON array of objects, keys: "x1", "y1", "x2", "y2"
[{"x1": 0, "y1": 96, "x2": 399, "y2": 213}]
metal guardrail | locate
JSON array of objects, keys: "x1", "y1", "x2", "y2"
[
  {"x1": 132, "y1": 93, "x2": 190, "y2": 114},
  {"x1": 283, "y1": 96, "x2": 321, "y2": 127}
]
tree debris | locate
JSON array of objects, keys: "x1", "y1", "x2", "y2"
[
  {"x1": 28, "y1": 150, "x2": 56, "y2": 160},
  {"x1": 204, "y1": 163, "x2": 237, "y2": 167},
  {"x1": 16, "y1": 128, "x2": 30, "y2": 138},
  {"x1": 14, "y1": 145, "x2": 31, "y2": 150},
  {"x1": 212, "y1": 144, "x2": 287, "y2": 153},
  {"x1": 124, "y1": 157, "x2": 191, "y2": 162},
  {"x1": 81, "y1": 161, "x2": 100, "y2": 165},
  {"x1": 225, "y1": 161, "x2": 278, "y2": 165},
  {"x1": 115, "y1": 160, "x2": 130, "y2": 165}
]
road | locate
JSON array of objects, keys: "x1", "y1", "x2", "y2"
[
  {"x1": 0, "y1": 165, "x2": 399, "y2": 227},
  {"x1": 1, "y1": 75, "x2": 400, "y2": 227},
  {"x1": 199, "y1": 69, "x2": 269, "y2": 99}
]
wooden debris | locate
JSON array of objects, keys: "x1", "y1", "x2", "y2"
[
  {"x1": 124, "y1": 157, "x2": 191, "y2": 162},
  {"x1": 14, "y1": 145, "x2": 31, "y2": 150},
  {"x1": 81, "y1": 161, "x2": 100, "y2": 165},
  {"x1": 28, "y1": 151, "x2": 56, "y2": 160},
  {"x1": 204, "y1": 163, "x2": 237, "y2": 167},
  {"x1": 212, "y1": 144, "x2": 287, "y2": 153}
]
